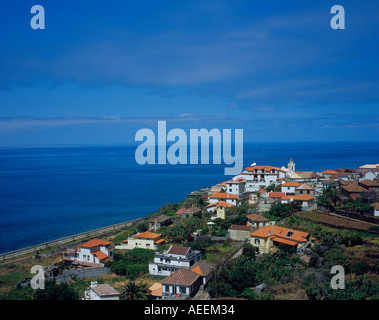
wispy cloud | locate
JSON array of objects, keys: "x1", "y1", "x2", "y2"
[{"x1": 0, "y1": 114, "x2": 232, "y2": 132}]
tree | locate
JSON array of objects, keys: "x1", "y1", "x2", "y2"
[
  {"x1": 33, "y1": 279, "x2": 79, "y2": 300},
  {"x1": 306, "y1": 277, "x2": 379, "y2": 300},
  {"x1": 266, "y1": 202, "x2": 300, "y2": 218},
  {"x1": 136, "y1": 221, "x2": 148, "y2": 233},
  {"x1": 122, "y1": 281, "x2": 148, "y2": 300},
  {"x1": 317, "y1": 186, "x2": 343, "y2": 210}
]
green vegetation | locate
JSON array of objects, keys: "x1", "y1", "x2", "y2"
[
  {"x1": 264, "y1": 202, "x2": 301, "y2": 220},
  {"x1": 318, "y1": 186, "x2": 377, "y2": 215},
  {"x1": 207, "y1": 245, "x2": 301, "y2": 299},
  {"x1": 160, "y1": 216, "x2": 205, "y2": 242},
  {"x1": 285, "y1": 215, "x2": 364, "y2": 248},
  {"x1": 106, "y1": 248, "x2": 155, "y2": 280},
  {"x1": 121, "y1": 281, "x2": 148, "y2": 300},
  {"x1": 317, "y1": 186, "x2": 343, "y2": 210},
  {"x1": 1, "y1": 190, "x2": 378, "y2": 301},
  {"x1": 306, "y1": 276, "x2": 379, "y2": 300},
  {"x1": 33, "y1": 279, "x2": 79, "y2": 300}
]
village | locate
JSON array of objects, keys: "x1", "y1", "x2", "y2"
[{"x1": 1, "y1": 159, "x2": 379, "y2": 300}]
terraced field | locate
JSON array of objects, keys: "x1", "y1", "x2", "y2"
[{"x1": 294, "y1": 211, "x2": 378, "y2": 233}]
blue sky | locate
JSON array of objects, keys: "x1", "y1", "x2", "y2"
[{"x1": 0, "y1": 0, "x2": 378, "y2": 145}]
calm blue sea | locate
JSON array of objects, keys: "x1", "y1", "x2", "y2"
[{"x1": 0, "y1": 141, "x2": 378, "y2": 254}]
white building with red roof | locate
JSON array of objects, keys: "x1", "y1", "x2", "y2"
[
  {"x1": 225, "y1": 178, "x2": 246, "y2": 196},
  {"x1": 161, "y1": 268, "x2": 202, "y2": 299},
  {"x1": 250, "y1": 225, "x2": 315, "y2": 254},
  {"x1": 63, "y1": 238, "x2": 113, "y2": 265},
  {"x1": 149, "y1": 245, "x2": 202, "y2": 277},
  {"x1": 115, "y1": 231, "x2": 165, "y2": 250},
  {"x1": 240, "y1": 165, "x2": 286, "y2": 192},
  {"x1": 208, "y1": 192, "x2": 242, "y2": 206}
]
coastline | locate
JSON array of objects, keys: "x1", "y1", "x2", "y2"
[
  {"x1": 2, "y1": 141, "x2": 379, "y2": 261},
  {"x1": 0, "y1": 214, "x2": 149, "y2": 262}
]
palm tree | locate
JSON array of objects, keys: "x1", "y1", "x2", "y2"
[
  {"x1": 122, "y1": 281, "x2": 148, "y2": 300},
  {"x1": 317, "y1": 186, "x2": 343, "y2": 210}
]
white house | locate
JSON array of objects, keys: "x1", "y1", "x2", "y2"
[
  {"x1": 370, "y1": 203, "x2": 379, "y2": 217},
  {"x1": 240, "y1": 165, "x2": 286, "y2": 192},
  {"x1": 281, "y1": 194, "x2": 315, "y2": 210},
  {"x1": 114, "y1": 231, "x2": 165, "y2": 250},
  {"x1": 225, "y1": 178, "x2": 246, "y2": 196},
  {"x1": 363, "y1": 171, "x2": 379, "y2": 181},
  {"x1": 228, "y1": 224, "x2": 252, "y2": 241},
  {"x1": 84, "y1": 281, "x2": 120, "y2": 300},
  {"x1": 63, "y1": 239, "x2": 113, "y2": 264},
  {"x1": 161, "y1": 268, "x2": 202, "y2": 299},
  {"x1": 281, "y1": 181, "x2": 302, "y2": 195},
  {"x1": 209, "y1": 201, "x2": 233, "y2": 220},
  {"x1": 208, "y1": 192, "x2": 242, "y2": 206},
  {"x1": 149, "y1": 245, "x2": 202, "y2": 277},
  {"x1": 295, "y1": 183, "x2": 315, "y2": 196},
  {"x1": 246, "y1": 213, "x2": 274, "y2": 228}
]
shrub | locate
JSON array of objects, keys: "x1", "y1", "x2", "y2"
[
  {"x1": 351, "y1": 260, "x2": 370, "y2": 275},
  {"x1": 108, "y1": 248, "x2": 155, "y2": 279}
]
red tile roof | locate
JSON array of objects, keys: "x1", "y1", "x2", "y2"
[
  {"x1": 246, "y1": 213, "x2": 270, "y2": 222},
  {"x1": 175, "y1": 207, "x2": 187, "y2": 215},
  {"x1": 281, "y1": 182, "x2": 302, "y2": 187},
  {"x1": 298, "y1": 171, "x2": 322, "y2": 179},
  {"x1": 359, "y1": 179, "x2": 379, "y2": 187},
  {"x1": 92, "y1": 250, "x2": 108, "y2": 261},
  {"x1": 183, "y1": 207, "x2": 201, "y2": 214},
  {"x1": 163, "y1": 268, "x2": 200, "y2": 286},
  {"x1": 281, "y1": 194, "x2": 314, "y2": 201},
  {"x1": 134, "y1": 231, "x2": 162, "y2": 240},
  {"x1": 322, "y1": 170, "x2": 337, "y2": 174},
  {"x1": 148, "y1": 283, "x2": 162, "y2": 297},
  {"x1": 245, "y1": 165, "x2": 283, "y2": 172},
  {"x1": 250, "y1": 225, "x2": 310, "y2": 244},
  {"x1": 296, "y1": 183, "x2": 314, "y2": 190},
  {"x1": 167, "y1": 245, "x2": 190, "y2": 255},
  {"x1": 229, "y1": 224, "x2": 252, "y2": 231},
  {"x1": 79, "y1": 239, "x2": 111, "y2": 248},
  {"x1": 269, "y1": 192, "x2": 286, "y2": 198},
  {"x1": 271, "y1": 237, "x2": 298, "y2": 246},
  {"x1": 343, "y1": 184, "x2": 367, "y2": 193},
  {"x1": 214, "y1": 201, "x2": 233, "y2": 209},
  {"x1": 209, "y1": 192, "x2": 241, "y2": 200}
]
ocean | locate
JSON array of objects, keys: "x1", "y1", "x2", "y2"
[{"x1": 0, "y1": 141, "x2": 378, "y2": 254}]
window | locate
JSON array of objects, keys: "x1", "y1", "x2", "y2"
[
  {"x1": 255, "y1": 239, "x2": 260, "y2": 245},
  {"x1": 179, "y1": 287, "x2": 187, "y2": 294}
]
